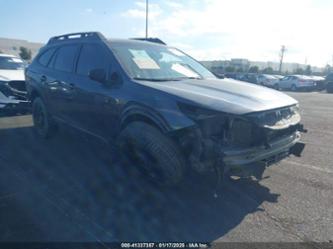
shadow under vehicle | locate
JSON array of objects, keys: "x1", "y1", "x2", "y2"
[
  {"x1": 0, "y1": 118, "x2": 280, "y2": 241},
  {"x1": 25, "y1": 32, "x2": 306, "y2": 187}
]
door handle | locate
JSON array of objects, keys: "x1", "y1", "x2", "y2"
[
  {"x1": 40, "y1": 75, "x2": 47, "y2": 82},
  {"x1": 68, "y1": 83, "x2": 75, "y2": 89}
]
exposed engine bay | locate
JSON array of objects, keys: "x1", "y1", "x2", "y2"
[{"x1": 176, "y1": 104, "x2": 306, "y2": 175}]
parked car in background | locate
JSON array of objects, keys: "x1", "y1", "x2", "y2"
[
  {"x1": 239, "y1": 73, "x2": 258, "y2": 84},
  {"x1": 308, "y1": 75, "x2": 326, "y2": 90},
  {"x1": 325, "y1": 73, "x2": 333, "y2": 93},
  {"x1": 0, "y1": 54, "x2": 28, "y2": 100},
  {"x1": 0, "y1": 85, "x2": 29, "y2": 115},
  {"x1": 0, "y1": 54, "x2": 29, "y2": 114},
  {"x1": 25, "y1": 32, "x2": 305, "y2": 186},
  {"x1": 274, "y1": 74, "x2": 284, "y2": 80},
  {"x1": 277, "y1": 75, "x2": 316, "y2": 91},
  {"x1": 224, "y1": 73, "x2": 243, "y2": 80},
  {"x1": 257, "y1": 74, "x2": 279, "y2": 88}
]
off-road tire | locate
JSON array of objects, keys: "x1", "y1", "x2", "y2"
[
  {"x1": 32, "y1": 97, "x2": 57, "y2": 139},
  {"x1": 117, "y1": 121, "x2": 186, "y2": 186}
]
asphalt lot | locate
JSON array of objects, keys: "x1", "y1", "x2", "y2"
[{"x1": 0, "y1": 91, "x2": 332, "y2": 243}]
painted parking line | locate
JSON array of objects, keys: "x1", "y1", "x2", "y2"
[{"x1": 286, "y1": 160, "x2": 333, "y2": 174}]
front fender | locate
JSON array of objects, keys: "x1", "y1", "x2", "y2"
[{"x1": 120, "y1": 102, "x2": 195, "y2": 133}]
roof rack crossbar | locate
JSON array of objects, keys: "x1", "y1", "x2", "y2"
[{"x1": 47, "y1": 32, "x2": 106, "y2": 45}]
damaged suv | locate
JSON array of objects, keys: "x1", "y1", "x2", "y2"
[{"x1": 25, "y1": 32, "x2": 305, "y2": 185}]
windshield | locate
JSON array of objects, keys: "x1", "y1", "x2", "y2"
[
  {"x1": 110, "y1": 42, "x2": 216, "y2": 81},
  {"x1": 0, "y1": 56, "x2": 25, "y2": 70}
]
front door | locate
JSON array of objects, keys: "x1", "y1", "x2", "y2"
[{"x1": 67, "y1": 43, "x2": 119, "y2": 139}]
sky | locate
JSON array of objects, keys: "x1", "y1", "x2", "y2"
[{"x1": 1, "y1": 0, "x2": 333, "y2": 67}]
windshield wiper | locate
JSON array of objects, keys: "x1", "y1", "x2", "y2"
[
  {"x1": 133, "y1": 77, "x2": 183, "y2": 82},
  {"x1": 174, "y1": 76, "x2": 202, "y2": 80},
  {"x1": 133, "y1": 76, "x2": 202, "y2": 82}
]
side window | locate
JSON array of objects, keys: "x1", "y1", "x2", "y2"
[
  {"x1": 38, "y1": 48, "x2": 56, "y2": 67},
  {"x1": 53, "y1": 45, "x2": 79, "y2": 73},
  {"x1": 76, "y1": 44, "x2": 107, "y2": 76}
]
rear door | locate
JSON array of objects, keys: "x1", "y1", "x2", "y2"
[{"x1": 46, "y1": 44, "x2": 80, "y2": 122}]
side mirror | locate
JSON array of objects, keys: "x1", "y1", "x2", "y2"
[
  {"x1": 109, "y1": 72, "x2": 122, "y2": 85},
  {"x1": 89, "y1": 68, "x2": 106, "y2": 83}
]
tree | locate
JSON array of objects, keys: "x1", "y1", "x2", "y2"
[
  {"x1": 19, "y1": 46, "x2": 32, "y2": 61},
  {"x1": 262, "y1": 67, "x2": 274, "y2": 74},
  {"x1": 304, "y1": 65, "x2": 312, "y2": 75},
  {"x1": 225, "y1": 66, "x2": 235, "y2": 72},
  {"x1": 294, "y1": 68, "x2": 304, "y2": 75},
  {"x1": 248, "y1": 66, "x2": 259, "y2": 73},
  {"x1": 323, "y1": 64, "x2": 332, "y2": 75},
  {"x1": 236, "y1": 67, "x2": 244, "y2": 73}
]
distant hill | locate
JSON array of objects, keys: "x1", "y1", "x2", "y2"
[{"x1": 0, "y1": 37, "x2": 44, "y2": 59}]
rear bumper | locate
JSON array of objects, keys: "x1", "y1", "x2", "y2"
[{"x1": 223, "y1": 131, "x2": 302, "y2": 169}]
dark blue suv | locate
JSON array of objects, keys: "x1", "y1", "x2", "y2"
[{"x1": 26, "y1": 32, "x2": 305, "y2": 186}]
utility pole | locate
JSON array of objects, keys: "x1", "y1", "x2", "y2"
[
  {"x1": 279, "y1": 45, "x2": 286, "y2": 73},
  {"x1": 145, "y1": 0, "x2": 149, "y2": 38}
]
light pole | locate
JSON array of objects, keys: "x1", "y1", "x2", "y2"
[
  {"x1": 145, "y1": 0, "x2": 149, "y2": 38},
  {"x1": 279, "y1": 45, "x2": 286, "y2": 73}
]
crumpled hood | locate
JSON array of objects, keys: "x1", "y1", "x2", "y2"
[
  {"x1": 136, "y1": 78, "x2": 298, "y2": 115},
  {"x1": 0, "y1": 69, "x2": 25, "y2": 81}
]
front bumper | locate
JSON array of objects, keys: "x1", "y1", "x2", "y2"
[
  {"x1": 223, "y1": 131, "x2": 302, "y2": 169},
  {"x1": 0, "y1": 100, "x2": 30, "y2": 114}
]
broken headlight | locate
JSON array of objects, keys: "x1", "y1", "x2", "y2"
[{"x1": 247, "y1": 104, "x2": 301, "y2": 130}]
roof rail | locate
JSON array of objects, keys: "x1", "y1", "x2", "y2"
[
  {"x1": 47, "y1": 32, "x2": 106, "y2": 45},
  {"x1": 131, "y1": 37, "x2": 166, "y2": 45}
]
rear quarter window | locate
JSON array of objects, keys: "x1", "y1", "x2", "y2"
[
  {"x1": 37, "y1": 48, "x2": 56, "y2": 67},
  {"x1": 53, "y1": 45, "x2": 80, "y2": 73}
]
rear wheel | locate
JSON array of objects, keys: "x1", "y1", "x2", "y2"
[
  {"x1": 32, "y1": 97, "x2": 57, "y2": 138},
  {"x1": 117, "y1": 122, "x2": 186, "y2": 186}
]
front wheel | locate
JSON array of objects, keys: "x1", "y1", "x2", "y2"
[
  {"x1": 117, "y1": 122, "x2": 186, "y2": 186},
  {"x1": 32, "y1": 97, "x2": 57, "y2": 139},
  {"x1": 291, "y1": 84, "x2": 297, "y2": 91}
]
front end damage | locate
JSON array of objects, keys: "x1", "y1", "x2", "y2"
[{"x1": 175, "y1": 103, "x2": 306, "y2": 179}]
